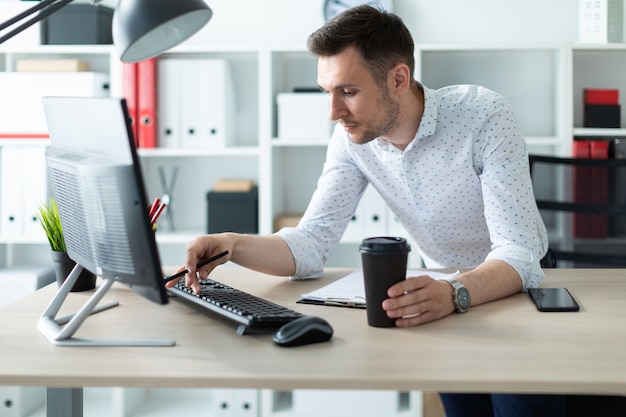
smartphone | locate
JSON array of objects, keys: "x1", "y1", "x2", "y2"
[{"x1": 528, "y1": 287, "x2": 579, "y2": 312}]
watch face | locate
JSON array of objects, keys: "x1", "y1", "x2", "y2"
[
  {"x1": 324, "y1": 0, "x2": 394, "y2": 22},
  {"x1": 457, "y1": 287, "x2": 471, "y2": 309}
]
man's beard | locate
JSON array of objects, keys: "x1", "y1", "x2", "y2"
[{"x1": 347, "y1": 87, "x2": 399, "y2": 145}]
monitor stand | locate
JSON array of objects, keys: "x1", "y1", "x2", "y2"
[{"x1": 37, "y1": 263, "x2": 175, "y2": 347}]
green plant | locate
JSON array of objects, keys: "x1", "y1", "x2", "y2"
[{"x1": 36, "y1": 197, "x2": 66, "y2": 253}]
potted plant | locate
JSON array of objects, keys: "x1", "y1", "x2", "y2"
[{"x1": 37, "y1": 197, "x2": 95, "y2": 292}]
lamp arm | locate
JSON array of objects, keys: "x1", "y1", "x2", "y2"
[{"x1": 0, "y1": 0, "x2": 74, "y2": 44}]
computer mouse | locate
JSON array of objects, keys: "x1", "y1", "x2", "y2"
[{"x1": 272, "y1": 315, "x2": 333, "y2": 347}]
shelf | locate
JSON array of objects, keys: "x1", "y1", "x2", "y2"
[
  {"x1": 573, "y1": 128, "x2": 626, "y2": 137},
  {"x1": 138, "y1": 146, "x2": 260, "y2": 157},
  {"x1": 0, "y1": 236, "x2": 48, "y2": 245},
  {"x1": 525, "y1": 136, "x2": 567, "y2": 146},
  {"x1": 572, "y1": 43, "x2": 626, "y2": 51},
  {"x1": 272, "y1": 139, "x2": 329, "y2": 147},
  {"x1": 417, "y1": 43, "x2": 563, "y2": 52},
  {"x1": 0, "y1": 44, "x2": 115, "y2": 55},
  {"x1": 154, "y1": 230, "x2": 208, "y2": 245},
  {"x1": 0, "y1": 138, "x2": 50, "y2": 146}
]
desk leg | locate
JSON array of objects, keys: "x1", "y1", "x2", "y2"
[{"x1": 46, "y1": 387, "x2": 82, "y2": 417}]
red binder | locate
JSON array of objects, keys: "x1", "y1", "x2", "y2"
[
  {"x1": 122, "y1": 62, "x2": 138, "y2": 145},
  {"x1": 590, "y1": 140, "x2": 609, "y2": 238},
  {"x1": 573, "y1": 140, "x2": 591, "y2": 238},
  {"x1": 137, "y1": 58, "x2": 157, "y2": 148}
]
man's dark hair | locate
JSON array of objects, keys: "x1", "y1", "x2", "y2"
[{"x1": 307, "y1": 5, "x2": 415, "y2": 85}]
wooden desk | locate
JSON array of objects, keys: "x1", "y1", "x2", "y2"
[{"x1": 0, "y1": 267, "x2": 625, "y2": 398}]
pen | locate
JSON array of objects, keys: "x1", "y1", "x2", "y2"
[
  {"x1": 163, "y1": 250, "x2": 229, "y2": 284},
  {"x1": 148, "y1": 197, "x2": 160, "y2": 218},
  {"x1": 150, "y1": 202, "x2": 167, "y2": 226}
]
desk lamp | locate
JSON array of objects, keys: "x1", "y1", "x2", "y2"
[{"x1": 0, "y1": 0, "x2": 212, "y2": 63}]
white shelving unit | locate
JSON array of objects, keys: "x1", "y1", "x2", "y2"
[
  {"x1": 2, "y1": 39, "x2": 621, "y2": 416},
  {"x1": 417, "y1": 44, "x2": 570, "y2": 156}
]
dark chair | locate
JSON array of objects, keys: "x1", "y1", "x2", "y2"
[
  {"x1": 530, "y1": 154, "x2": 626, "y2": 414},
  {"x1": 529, "y1": 154, "x2": 626, "y2": 268}
]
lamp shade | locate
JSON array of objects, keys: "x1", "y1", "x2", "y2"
[{"x1": 112, "y1": 0, "x2": 212, "y2": 63}]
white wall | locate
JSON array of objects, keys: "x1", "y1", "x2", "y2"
[
  {"x1": 0, "y1": 0, "x2": 594, "y2": 47},
  {"x1": 181, "y1": 0, "x2": 580, "y2": 47}
]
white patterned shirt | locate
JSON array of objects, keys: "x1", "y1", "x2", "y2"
[{"x1": 276, "y1": 84, "x2": 548, "y2": 289}]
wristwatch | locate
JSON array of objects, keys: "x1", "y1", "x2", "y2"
[{"x1": 446, "y1": 278, "x2": 471, "y2": 313}]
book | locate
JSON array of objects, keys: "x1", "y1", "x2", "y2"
[
  {"x1": 610, "y1": 138, "x2": 626, "y2": 236},
  {"x1": 573, "y1": 140, "x2": 591, "y2": 238},
  {"x1": 590, "y1": 140, "x2": 609, "y2": 238}
]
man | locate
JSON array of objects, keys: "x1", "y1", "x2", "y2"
[{"x1": 168, "y1": 6, "x2": 561, "y2": 416}]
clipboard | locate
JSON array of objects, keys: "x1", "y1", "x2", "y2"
[
  {"x1": 298, "y1": 269, "x2": 459, "y2": 309},
  {"x1": 297, "y1": 297, "x2": 366, "y2": 309}
]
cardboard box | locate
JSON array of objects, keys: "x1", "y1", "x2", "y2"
[
  {"x1": 273, "y1": 213, "x2": 302, "y2": 232},
  {"x1": 277, "y1": 93, "x2": 335, "y2": 140},
  {"x1": 16, "y1": 59, "x2": 90, "y2": 72}
]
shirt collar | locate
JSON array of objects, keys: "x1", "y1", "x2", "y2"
[
  {"x1": 374, "y1": 83, "x2": 438, "y2": 153},
  {"x1": 416, "y1": 83, "x2": 437, "y2": 139}
]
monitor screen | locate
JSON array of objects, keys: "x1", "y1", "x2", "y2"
[{"x1": 42, "y1": 96, "x2": 168, "y2": 305}]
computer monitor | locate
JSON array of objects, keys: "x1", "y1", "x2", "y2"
[{"x1": 38, "y1": 96, "x2": 174, "y2": 347}]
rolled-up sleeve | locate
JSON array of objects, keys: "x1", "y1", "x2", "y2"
[
  {"x1": 276, "y1": 129, "x2": 368, "y2": 279},
  {"x1": 478, "y1": 102, "x2": 548, "y2": 289}
]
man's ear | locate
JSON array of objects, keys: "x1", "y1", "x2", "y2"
[{"x1": 389, "y1": 63, "x2": 411, "y2": 95}]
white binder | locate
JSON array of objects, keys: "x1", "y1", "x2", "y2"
[
  {"x1": 361, "y1": 185, "x2": 388, "y2": 236},
  {"x1": 343, "y1": 185, "x2": 387, "y2": 241},
  {"x1": 156, "y1": 58, "x2": 182, "y2": 148},
  {"x1": 22, "y1": 147, "x2": 48, "y2": 239},
  {"x1": 0, "y1": 147, "x2": 48, "y2": 240},
  {"x1": 180, "y1": 58, "x2": 235, "y2": 148},
  {"x1": 0, "y1": 147, "x2": 25, "y2": 238},
  {"x1": 158, "y1": 58, "x2": 235, "y2": 149},
  {"x1": 0, "y1": 386, "x2": 44, "y2": 417}
]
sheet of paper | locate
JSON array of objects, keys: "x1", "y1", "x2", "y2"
[{"x1": 301, "y1": 269, "x2": 459, "y2": 306}]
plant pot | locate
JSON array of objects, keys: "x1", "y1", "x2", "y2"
[{"x1": 50, "y1": 251, "x2": 96, "y2": 292}]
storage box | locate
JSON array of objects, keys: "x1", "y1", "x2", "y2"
[
  {"x1": 0, "y1": 72, "x2": 110, "y2": 135},
  {"x1": 277, "y1": 93, "x2": 335, "y2": 140},
  {"x1": 584, "y1": 104, "x2": 621, "y2": 127},
  {"x1": 41, "y1": 4, "x2": 113, "y2": 45},
  {"x1": 584, "y1": 88, "x2": 619, "y2": 105},
  {"x1": 207, "y1": 188, "x2": 258, "y2": 234}
]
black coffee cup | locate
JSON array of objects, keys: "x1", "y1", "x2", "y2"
[{"x1": 359, "y1": 236, "x2": 411, "y2": 327}]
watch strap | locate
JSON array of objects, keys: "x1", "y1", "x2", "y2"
[{"x1": 446, "y1": 278, "x2": 470, "y2": 313}]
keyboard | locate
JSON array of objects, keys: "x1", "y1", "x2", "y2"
[{"x1": 167, "y1": 277, "x2": 304, "y2": 335}]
